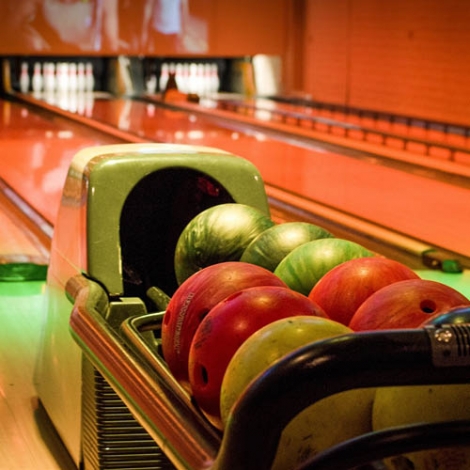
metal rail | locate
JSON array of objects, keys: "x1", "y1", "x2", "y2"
[
  {"x1": 272, "y1": 96, "x2": 470, "y2": 150},
  {"x1": 218, "y1": 99, "x2": 470, "y2": 166},
  {"x1": 272, "y1": 95, "x2": 470, "y2": 138}
]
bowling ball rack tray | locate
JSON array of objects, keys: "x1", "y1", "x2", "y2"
[{"x1": 67, "y1": 274, "x2": 470, "y2": 470}]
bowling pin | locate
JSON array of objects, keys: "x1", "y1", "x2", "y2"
[
  {"x1": 159, "y1": 63, "x2": 169, "y2": 92},
  {"x1": 211, "y1": 63, "x2": 220, "y2": 94},
  {"x1": 51, "y1": 62, "x2": 57, "y2": 91},
  {"x1": 69, "y1": 63, "x2": 78, "y2": 92},
  {"x1": 182, "y1": 63, "x2": 190, "y2": 94},
  {"x1": 32, "y1": 62, "x2": 43, "y2": 94},
  {"x1": 77, "y1": 62, "x2": 86, "y2": 91},
  {"x1": 19, "y1": 62, "x2": 30, "y2": 93},
  {"x1": 146, "y1": 73, "x2": 157, "y2": 94},
  {"x1": 176, "y1": 63, "x2": 184, "y2": 93},
  {"x1": 85, "y1": 62, "x2": 94, "y2": 92},
  {"x1": 188, "y1": 62, "x2": 197, "y2": 94},
  {"x1": 204, "y1": 63, "x2": 212, "y2": 95},
  {"x1": 196, "y1": 63, "x2": 204, "y2": 95},
  {"x1": 56, "y1": 63, "x2": 68, "y2": 92},
  {"x1": 43, "y1": 62, "x2": 56, "y2": 93}
]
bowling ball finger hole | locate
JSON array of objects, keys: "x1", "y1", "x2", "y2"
[
  {"x1": 198, "y1": 309, "x2": 210, "y2": 322},
  {"x1": 195, "y1": 363, "x2": 209, "y2": 386},
  {"x1": 420, "y1": 299, "x2": 437, "y2": 314}
]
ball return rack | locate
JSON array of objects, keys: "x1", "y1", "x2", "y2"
[{"x1": 35, "y1": 144, "x2": 470, "y2": 470}]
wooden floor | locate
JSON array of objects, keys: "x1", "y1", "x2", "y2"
[
  {"x1": 0, "y1": 162, "x2": 74, "y2": 467},
  {"x1": 0, "y1": 281, "x2": 75, "y2": 470},
  {"x1": 0, "y1": 186, "x2": 72, "y2": 468},
  {"x1": 0, "y1": 280, "x2": 77, "y2": 470}
]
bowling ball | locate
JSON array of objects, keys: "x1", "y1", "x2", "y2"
[
  {"x1": 174, "y1": 203, "x2": 274, "y2": 285},
  {"x1": 221, "y1": 316, "x2": 373, "y2": 470},
  {"x1": 274, "y1": 238, "x2": 374, "y2": 295},
  {"x1": 373, "y1": 384, "x2": 470, "y2": 470},
  {"x1": 309, "y1": 257, "x2": 419, "y2": 326},
  {"x1": 161, "y1": 261, "x2": 287, "y2": 390},
  {"x1": 188, "y1": 285, "x2": 326, "y2": 428},
  {"x1": 370, "y1": 289, "x2": 470, "y2": 470},
  {"x1": 349, "y1": 279, "x2": 470, "y2": 331},
  {"x1": 240, "y1": 221, "x2": 334, "y2": 272}
]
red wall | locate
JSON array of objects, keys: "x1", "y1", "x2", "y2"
[
  {"x1": 302, "y1": 0, "x2": 470, "y2": 125},
  {"x1": 303, "y1": 0, "x2": 349, "y2": 104},
  {"x1": 210, "y1": 0, "x2": 290, "y2": 56}
]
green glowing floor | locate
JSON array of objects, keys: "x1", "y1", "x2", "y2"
[
  {"x1": 417, "y1": 269, "x2": 470, "y2": 299},
  {"x1": 0, "y1": 280, "x2": 76, "y2": 470}
]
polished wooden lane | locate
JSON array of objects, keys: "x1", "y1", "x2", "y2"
[
  {"x1": 86, "y1": 96, "x2": 470, "y2": 259},
  {"x1": 2, "y1": 94, "x2": 470, "y2": 259},
  {"x1": 0, "y1": 99, "x2": 124, "y2": 224}
]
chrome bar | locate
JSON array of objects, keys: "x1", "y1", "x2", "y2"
[{"x1": 68, "y1": 275, "x2": 220, "y2": 470}]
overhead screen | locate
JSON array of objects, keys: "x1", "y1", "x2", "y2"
[{"x1": 0, "y1": 0, "x2": 211, "y2": 56}]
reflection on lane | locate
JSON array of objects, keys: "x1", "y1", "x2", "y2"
[
  {"x1": 0, "y1": 99, "x2": 124, "y2": 223},
  {"x1": 86, "y1": 97, "x2": 470, "y2": 258}
]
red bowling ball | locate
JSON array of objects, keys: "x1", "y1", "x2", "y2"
[
  {"x1": 349, "y1": 279, "x2": 470, "y2": 331},
  {"x1": 188, "y1": 285, "x2": 326, "y2": 429}
]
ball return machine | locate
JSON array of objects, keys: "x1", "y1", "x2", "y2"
[{"x1": 35, "y1": 143, "x2": 470, "y2": 470}]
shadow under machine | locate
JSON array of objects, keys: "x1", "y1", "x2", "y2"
[{"x1": 35, "y1": 143, "x2": 470, "y2": 470}]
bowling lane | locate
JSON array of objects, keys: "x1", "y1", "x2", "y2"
[
  {"x1": 0, "y1": 98, "x2": 125, "y2": 224},
  {"x1": 212, "y1": 96, "x2": 470, "y2": 160},
  {"x1": 0, "y1": 99, "x2": 127, "y2": 468},
  {"x1": 75, "y1": 96, "x2": 470, "y2": 259},
  {"x1": 172, "y1": 96, "x2": 470, "y2": 183}
]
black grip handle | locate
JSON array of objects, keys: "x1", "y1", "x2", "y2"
[
  {"x1": 299, "y1": 419, "x2": 470, "y2": 470},
  {"x1": 214, "y1": 326, "x2": 470, "y2": 470}
]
